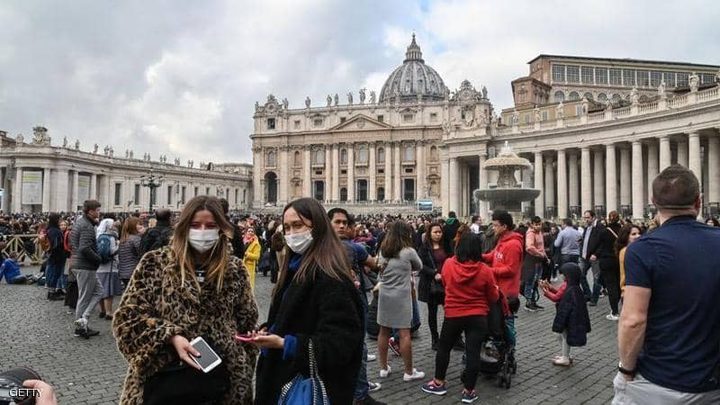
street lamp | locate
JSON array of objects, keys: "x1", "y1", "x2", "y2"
[{"x1": 140, "y1": 170, "x2": 164, "y2": 213}]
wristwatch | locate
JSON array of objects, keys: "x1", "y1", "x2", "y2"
[{"x1": 618, "y1": 362, "x2": 636, "y2": 377}]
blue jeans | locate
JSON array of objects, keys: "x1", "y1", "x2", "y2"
[
  {"x1": 45, "y1": 260, "x2": 65, "y2": 290},
  {"x1": 523, "y1": 263, "x2": 542, "y2": 302},
  {"x1": 354, "y1": 291, "x2": 370, "y2": 400}
]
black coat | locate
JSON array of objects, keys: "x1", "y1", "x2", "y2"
[
  {"x1": 255, "y1": 267, "x2": 364, "y2": 405},
  {"x1": 442, "y1": 219, "x2": 460, "y2": 254},
  {"x1": 552, "y1": 264, "x2": 591, "y2": 346},
  {"x1": 597, "y1": 222, "x2": 621, "y2": 274},
  {"x1": 417, "y1": 241, "x2": 449, "y2": 303},
  {"x1": 581, "y1": 221, "x2": 605, "y2": 260}
]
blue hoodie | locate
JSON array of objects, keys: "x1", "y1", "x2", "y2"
[{"x1": 0, "y1": 259, "x2": 23, "y2": 283}]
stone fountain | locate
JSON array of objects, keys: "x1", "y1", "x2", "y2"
[{"x1": 474, "y1": 141, "x2": 540, "y2": 213}]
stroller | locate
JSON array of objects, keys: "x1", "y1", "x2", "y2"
[{"x1": 479, "y1": 294, "x2": 517, "y2": 389}]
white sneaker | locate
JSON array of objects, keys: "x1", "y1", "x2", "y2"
[
  {"x1": 368, "y1": 381, "x2": 381, "y2": 392},
  {"x1": 74, "y1": 318, "x2": 87, "y2": 329},
  {"x1": 367, "y1": 353, "x2": 377, "y2": 362},
  {"x1": 552, "y1": 356, "x2": 571, "y2": 366},
  {"x1": 379, "y1": 365, "x2": 391, "y2": 378},
  {"x1": 606, "y1": 313, "x2": 619, "y2": 321},
  {"x1": 403, "y1": 368, "x2": 425, "y2": 381}
]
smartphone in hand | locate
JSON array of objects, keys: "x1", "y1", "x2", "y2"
[{"x1": 189, "y1": 337, "x2": 222, "y2": 373}]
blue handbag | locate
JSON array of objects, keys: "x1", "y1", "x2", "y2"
[{"x1": 278, "y1": 340, "x2": 330, "y2": 405}]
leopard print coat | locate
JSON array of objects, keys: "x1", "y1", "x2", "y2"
[{"x1": 112, "y1": 246, "x2": 259, "y2": 404}]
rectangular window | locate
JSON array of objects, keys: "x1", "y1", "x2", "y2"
[
  {"x1": 701, "y1": 73, "x2": 716, "y2": 84},
  {"x1": 294, "y1": 120, "x2": 300, "y2": 129},
  {"x1": 650, "y1": 71, "x2": 662, "y2": 87},
  {"x1": 663, "y1": 72, "x2": 676, "y2": 88},
  {"x1": 637, "y1": 70, "x2": 650, "y2": 87},
  {"x1": 114, "y1": 183, "x2": 122, "y2": 206},
  {"x1": 134, "y1": 184, "x2": 140, "y2": 205},
  {"x1": 622, "y1": 69, "x2": 635, "y2": 86},
  {"x1": 182, "y1": 187, "x2": 187, "y2": 203},
  {"x1": 581, "y1": 66, "x2": 594, "y2": 84},
  {"x1": 524, "y1": 114, "x2": 531, "y2": 124},
  {"x1": 266, "y1": 118, "x2": 275, "y2": 130},
  {"x1": 404, "y1": 168, "x2": 414, "y2": 174},
  {"x1": 552, "y1": 64, "x2": 565, "y2": 82},
  {"x1": 313, "y1": 118, "x2": 323, "y2": 127},
  {"x1": 167, "y1": 185, "x2": 173, "y2": 206},
  {"x1": 314, "y1": 170, "x2": 323, "y2": 175},
  {"x1": 566, "y1": 65, "x2": 580, "y2": 83},
  {"x1": 378, "y1": 169, "x2": 384, "y2": 174},
  {"x1": 430, "y1": 112, "x2": 438, "y2": 122},
  {"x1": 377, "y1": 115, "x2": 384, "y2": 122},
  {"x1": 595, "y1": 67, "x2": 608, "y2": 85},
  {"x1": 609, "y1": 69, "x2": 622, "y2": 85},
  {"x1": 677, "y1": 72, "x2": 689, "y2": 87},
  {"x1": 341, "y1": 169, "x2": 347, "y2": 175},
  {"x1": 340, "y1": 117, "x2": 347, "y2": 123},
  {"x1": 403, "y1": 114, "x2": 414, "y2": 123},
  {"x1": 206, "y1": 187, "x2": 210, "y2": 195},
  {"x1": 542, "y1": 111, "x2": 549, "y2": 121},
  {"x1": 403, "y1": 178, "x2": 415, "y2": 201},
  {"x1": 194, "y1": 186, "x2": 199, "y2": 197}
]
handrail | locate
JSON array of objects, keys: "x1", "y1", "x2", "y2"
[{"x1": 1, "y1": 234, "x2": 44, "y2": 264}]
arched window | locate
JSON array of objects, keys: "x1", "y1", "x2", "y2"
[
  {"x1": 568, "y1": 91, "x2": 580, "y2": 101},
  {"x1": 340, "y1": 149, "x2": 348, "y2": 165},
  {"x1": 430, "y1": 146, "x2": 438, "y2": 161},
  {"x1": 403, "y1": 144, "x2": 415, "y2": 162},
  {"x1": 612, "y1": 94, "x2": 622, "y2": 103},
  {"x1": 266, "y1": 150, "x2": 276, "y2": 167},
  {"x1": 294, "y1": 151, "x2": 301, "y2": 166},
  {"x1": 357, "y1": 145, "x2": 368, "y2": 163},
  {"x1": 639, "y1": 95, "x2": 649, "y2": 103},
  {"x1": 583, "y1": 92, "x2": 593, "y2": 100},
  {"x1": 554, "y1": 91, "x2": 565, "y2": 103},
  {"x1": 377, "y1": 147, "x2": 385, "y2": 163},
  {"x1": 597, "y1": 93, "x2": 608, "y2": 102}
]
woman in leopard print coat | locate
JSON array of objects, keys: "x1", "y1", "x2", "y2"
[{"x1": 112, "y1": 196, "x2": 258, "y2": 404}]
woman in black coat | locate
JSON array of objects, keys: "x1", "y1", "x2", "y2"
[
  {"x1": 417, "y1": 222, "x2": 450, "y2": 350},
  {"x1": 251, "y1": 198, "x2": 364, "y2": 405}
]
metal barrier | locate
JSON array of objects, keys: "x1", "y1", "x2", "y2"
[{"x1": 1, "y1": 234, "x2": 44, "y2": 264}]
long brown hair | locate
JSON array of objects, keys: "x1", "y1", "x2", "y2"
[
  {"x1": 424, "y1": 221, "x2": 443, "y2": 248},
  {"x1": 121, "y1": 217, "x2": 140, "y2": 242},
  {"x1": 171, "y1": 196, "x2": 234, "y2": 293},
  {"x1": 380, "y1": 220, "x2": 414, "y2": 258},
  {"x1": 273, "y1": 198, "x2": 352, "y2": 297}
]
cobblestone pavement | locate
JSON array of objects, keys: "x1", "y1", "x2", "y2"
[{"x1": 0, "y1": 267, "x2": 617, "y2": 404}]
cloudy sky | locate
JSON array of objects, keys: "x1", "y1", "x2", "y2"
[{"x1": 1, "y1": 0, "x2": 718, "y2": 164}]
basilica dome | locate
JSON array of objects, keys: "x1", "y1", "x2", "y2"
[{"x1": 379, "y1": 35, "x2": 448, "y2": 104}]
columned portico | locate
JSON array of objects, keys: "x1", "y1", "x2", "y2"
[
  {"x1": 534, "y1": 152, "x2": 544, "y2": 217},
  {"x1": 708, "y1": 130, "x2": 720, "y2": 206},
  {"x1": 605, "y1": 144, "x2": 617, "y2": 214},
  {"x1": 325, "y1": 147, "x2": 332, "y2": 203},
  {"x1": 557, "y1": 149, "x2": 568, "y2": 219},
  {"x1": 568, "y1": 152, "x2": 579, "y2": 213},
  {"x1": 581, "y1": 147, "x2": 592, "y2": 212},
  {"x1": 347, "y1": 143, "x2": 355, "y2": 203},
  {"x1": 393, "y1": 143, "x2": 401, "y2": 202},
  {"x1": 369, "y1": 144, "x2": 377, "y2": 201},
  {"x1": 42, "y1": 168, "x2": 51, "y2": 212},
  {"x1": 384, "y1": 143, "x2": 392, "y2": 202},
  {"x1": 631, "y1": 141, "x2": 644, "y2": 220},
  {"x1": 449, "y1": 157, "x2": 459, "y2": 213},
  {"x1": 593, "y1": 149, "x2": 605, "y2": 210}
]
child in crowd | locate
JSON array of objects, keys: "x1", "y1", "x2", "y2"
[
  {"x1": 0, "y1": 252, "x2": 28, "y2": 284},
  {"x1": 541, "y1": 263, "x2": 590, "y2": 366}
]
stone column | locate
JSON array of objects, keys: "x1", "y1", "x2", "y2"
[
  {"x1": 347, "y1": 143, "x2": 355, "y2": 202},
  {"x1": 416, "y1": 141, "x2": 425, "y2": 200},
  {"x1": 709, "y1": 132, "x2": 720, "y2": 205},
  {"x1": 252, "y1": 147, "x2": 263, "y2": 208},
  {"x1": 677, "y1": 138, "x2": 688, "y2": 167},
  {"x1": 441, "y1": 150, "x2": 450, "y2": 216},
  {"x1": 659, "y1": 136, "x2": 671, "y2": 171},
  {"x1": 394, "y1": 143, "x2": 402, "y2": 202},
  {"x1": 593, "y1": 149, "x2": 605, "y2": 209},
  {"x1": 605, "y1": 144, "x2": 617, "y2": 214},
  {"x1": 581, "y1": 147, "x2": 592, "y2": 213},
  {"x1": 42, "y1": 168, "x2": 51, "y2": 212},
  {"x1": 103, "y1": 175, "x2": 111, "y2": 209},
  {"x1": 384, "y1": 143, "x2": 392, "y2": 202},
  {"x1": 1, "y1": 169, "x2": 8, "y2": 213},
  {"x1": 325, "y1": 147, "x2": 332, "y2": 202},
  {"x1": 688, "y1": 131, "x2": 702, "y2": 184},
  {"x1": 54, "y1": 169, "x2": 69, "y2": 212},
  {"x1": 620, "y1": 147, "x2": 631, "y2": 208},
  {"x1": 90, "y1": 174, "x2": 97, "y2": 200},
  {"x1": 303, "y1": 147, "x2": 311, "y2": 198},
  {"x1": 632, "y1": 141, "x2": 645, "y2": 220},
  {"x1": 369, "y1": 144, "x2": 377, "y2": 201},
  {"x1": 557, "y1": 149, "x2": 568, "y2": 219},
  {"x1": 568, "y1": 152, "x2": 579, "y2": 211},
  {"x1": 449, "y1": 157, "x2": 460, "y2": 213},
  {"x1": 278, "y1": 147, "x2": 289, "y2": 205},
  {"x1": 545, "y1": 155, "x2": 555, "y2": 216},
  {"x1": 534, "y1": 152, "x2": 544, "y2": 217},
  {"x1": 332, "y1": 144, "x2": 340, "y2": 201},
  {"x1": 71, "y1": 171, "x2": 80, "y2": 211},
  {"x1": 13, "y1": 167, "x2": 22, "y2": 212},
  {"x1": 647, "y1": 142, "x2": 659, "y2": 204},
  {"x1": 478, "y1": 152, "x2": 488, "y2": 217}
]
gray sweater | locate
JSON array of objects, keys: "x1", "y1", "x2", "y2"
[{"x1": 70, "y1": 215, "x2": 101, "y2": 271}]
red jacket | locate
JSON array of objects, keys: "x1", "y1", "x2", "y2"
[
  {"x1": 482, "y1": 231, "x2": 523, "y2": 299},
  {"x1": 441, "y1": 257, "x2": 499, "y2": 318}
]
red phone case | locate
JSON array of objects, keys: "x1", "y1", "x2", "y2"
[{"x1": 234, "y1": 333, "x2": 254, "y2": 342}]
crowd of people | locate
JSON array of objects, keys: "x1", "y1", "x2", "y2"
[{"x1": 1, "y1": 164, "x2": 720, "y2": 404}]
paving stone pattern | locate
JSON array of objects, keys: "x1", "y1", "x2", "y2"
[{"x1": 0, "y1": 267, "x2": 617, "y2": 404}]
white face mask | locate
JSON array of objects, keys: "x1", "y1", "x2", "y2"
[
  {"x1": 188, "y1": 229, "x2": 220, "y2": 253},
  {"x1": 285, "y1": 230, "x2": 313, "y2": 254}
]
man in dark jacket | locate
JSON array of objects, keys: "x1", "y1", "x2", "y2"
[
  {"x1": 69, "y1": 200, "x2": 103, "y2": 339},
  {"x1": 580, "y1": 210, "x2": 605, "y2": 304},
  {"x1": 442, "y1": 211, "x2": 460, "y2": 254},
  {"x1": 45, "y1": 213, "x2": 66, "y2": 300},
  {"x1": 140, "y1": 208, "x2": 173, "y2": 254}
]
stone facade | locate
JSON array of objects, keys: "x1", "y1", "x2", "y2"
[{"x1": 0, "y1": 129, "x2": 253, "y2": 213}]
